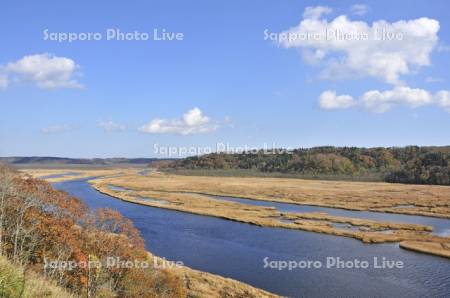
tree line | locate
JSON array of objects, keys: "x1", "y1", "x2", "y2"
[
  {"x1": 0, "y1": 164, "x2": 185, "y2": 297},
  {"x1": 165, "y1": 146, "x2": 450, "y2": 185}
]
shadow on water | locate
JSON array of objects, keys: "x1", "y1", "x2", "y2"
[{"x1": 53, "y1": 178, "x2": 450, "y2": 298}]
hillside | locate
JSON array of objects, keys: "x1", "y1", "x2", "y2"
[{"x1": 164, "y1": 146, "x2": 450, "y2": 185}]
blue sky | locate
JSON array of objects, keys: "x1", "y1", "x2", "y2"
[{"x1": 1, "y1": 0, "x2": 450, "y2": 158}]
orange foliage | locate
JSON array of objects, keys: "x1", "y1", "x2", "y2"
[{"x1": 0, "y1": 164, "x2": 186, "y2": 297}]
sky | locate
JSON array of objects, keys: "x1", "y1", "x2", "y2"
[{"x1": 1, "y1": 0, "x2": 450, "y2": 158}]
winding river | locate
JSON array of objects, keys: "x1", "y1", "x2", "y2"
[{"x1": 53, "y1": 178, "x2": 450, "y2": 297}]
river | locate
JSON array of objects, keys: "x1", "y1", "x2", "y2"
[{"x1": 53, "y1": 178, "x2": 450, "y2": 297}]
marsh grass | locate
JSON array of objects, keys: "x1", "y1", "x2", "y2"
[{"x1": 163, "y1": 168, "x2": 385, "y2": 182}]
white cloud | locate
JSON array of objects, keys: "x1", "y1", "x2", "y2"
[
  {"x1": 4, "y1": 53, "x2": 82, "y2": 89},
  {"x1": 318, "y1": 90, "x2": 356, "y2": 110},
  {"x1": 350, "y1": 4, "x2": 369, "y2": 16},
  {"x1": 319, "y1": 86, "x2": 450, "y2": 113},
  {"x1": 303, "y1": 6, "x2": 332, "y2": 20},
  {"x1": 361, "y1": 86, "x2": 433, "y2": 112},
  {"x1": 41, "y1": 124, "x2": 77, "y2": 134},
  {"x1": 279, "y1": 7, "x2": 440, "y2": 85},
  {"x1": 301, "y1": 49, "x2": 326, "y2": 64},
  {"x1": 139, "y1": 108, "x2": 219, "y2": 135},
  {"x1": 98, "y1": 120, "x2": 126, "y2": 132}
]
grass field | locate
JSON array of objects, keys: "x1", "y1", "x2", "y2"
[
  {"x1": 162, "y1": 168, "x2": 385, "y2": 182},
  {"x1": 96, "y1": 170, "x2": 450, "y2": 218}
]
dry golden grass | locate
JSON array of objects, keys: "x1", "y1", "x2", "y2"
[
  {"x1": 93, "y1": 172, "x2": 450, "y2": 218},
  {"x1": 400, "y1": 241, "x2": 450, "y2": 258}
]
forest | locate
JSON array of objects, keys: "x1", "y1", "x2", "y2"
[
  {"x1": 0, "y1": 164, "x2": 185, "y2": 297},
  {"x1": 165, "y1": 146, "x2": 450, "y2": 185}
]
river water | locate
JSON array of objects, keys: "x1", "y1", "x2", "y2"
[{"x1": 53, "y1": 178, "x2": 450, "y2": 297}]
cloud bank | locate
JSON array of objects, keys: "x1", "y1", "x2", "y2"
[{"x1": 279, "y1": 6, "x2": 439, "y2": 85}]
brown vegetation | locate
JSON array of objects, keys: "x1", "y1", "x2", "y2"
[
  {"x1": 90, "y1": 171, "x2": 450, "y2": 219},
  {"x1": 400, "y1": 241, "x2": 450, "y2": 258}
]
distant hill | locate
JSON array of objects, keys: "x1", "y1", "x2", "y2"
[
  {"x1": 0, "y1": 156, "x2": 170, "y2": 167},
  {"x1": 164, "y1": 146, "x2": 450, "y2": 185}
]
